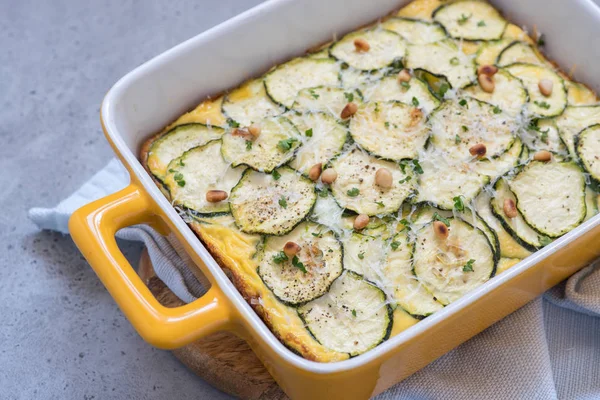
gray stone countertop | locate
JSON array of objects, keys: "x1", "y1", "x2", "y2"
[{"x1": 0, "y1": 1, "x2": 265, "y2": 398}]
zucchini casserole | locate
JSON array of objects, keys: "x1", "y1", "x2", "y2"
[{"x1": 141, "y1": 0, "x2": 600, "y2": 362}]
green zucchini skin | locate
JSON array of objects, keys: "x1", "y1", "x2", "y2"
[{"x1": 575, "y1": 124, "x2": 600, "y2": 189}]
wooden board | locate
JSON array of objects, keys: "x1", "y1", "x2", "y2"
[{"x1": 138, "y1": 250, "x2": 287, "y2": 400}]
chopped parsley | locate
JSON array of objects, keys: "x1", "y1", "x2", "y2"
[
  {"x1": 309, "y1": 89, "x2": 320, "y2": 99},
  {"x1": 450, "y1": 57, "x2": 459, "y2": 66},
  {"x1": 375, "y1": 201, "x2": 385, "y2": 208},
  {"x1": 227, "y1": 119, "x2": 240, "y2": 128},
  {"x1": 344, "y1": 92, "x2": 354, "y2": 102},
  {"x1": 390, "y1": 241, "x2": 400, "y2": 251},
  {"x1": 539, "y1": 235, "x2": 553, "y2": 246},
  {"x1": 459, "y1": 99, "x2": 468, "y2": 108},
  {"x1": 292, "y1": 256, "x2": 307, "y2": 273},
  {"x1": 412, "y1": 159, "x2": 424, "y2": 174},
  {"x1": 173, "y1": 172, "x2": 186, "y2": 187},
  {"x1": 305, "y1": 128, "x2": 313, "y2": 137},
  {"x1": 453, "y1": 195, "x2": 465, "y2": 212},
  {"x1": 462, "y1": 259, "x2": 476, "y2": 272},
  {"x1": 245, "y1": 140, "x2": 253, "y2": 151},
  {"x1": 271, "y1": 169, "x2": 281, "y2": 180},
  {"x1": 455, "y1": 134, "x2": 461, "y2": 144},
  {"x1": 540, "y1": 129, "x2": 549, "y2": 144},
  {"x1": 399, "y1": 218, "x2": 411, "y2": 231},
  {"x1": 277, "y1": 137, "x2": 298, "y2": 152},
  {"x1": 438, "y1": 82, "x2": 450, "y2": 97},
  {"x1": 178, "y1": 159, "x2": 185, "y2": 167},
  {"x1": 462, "y1": 125, "x2": 469, "y2": 132},
  {"x1": 457, "y1": 13, "x2": 472, "y2": 25},
  {"x1": 401, "y1": 81, "x2": 411, "y2": 90},
  {"x1": 385, "y1": 121, "x2": 390, "y2": 128},
  {"x1": 347, "y1": 188, "x2": 360, "y2": 197},
  {"x1": 477, "y1": 20, "x2": 486, "y2": 27},
  {"x1": 311, "y1": 232, "x2": 323, "y2": 238},
  {"x1": 412, "y1": 96, "x2": 420, "y2": 107},
  {"x1": 278, "y1": 196, "x2": 288, "y2": 208},
  {"x1": 534, "y1": 100, "x2": 551, "y2": 110},
  {"x1": 316, "y1": 187, "x2": 329, "y2": 198},
  {"x1": 273, "y1": 252, "x2": 288, "y2": 264},
  {"x1": 492, "y1": 105, "x2": 502, "y2": 114},
  {"x1": 432, "y1": 212, "x2": 450, "y2": 227},
  {"x1": 358, "y1": 252, "x2": 365, "y2": 260},
  {"x1": 351, "y1": 309, "x2": 357, "y2": 317},
  {"x1": 398, "y1": 175, "x2": 412, "y2": 184}
]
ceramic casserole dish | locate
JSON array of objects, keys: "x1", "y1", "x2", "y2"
[{"x1": 69, "y1": 0, "x2": 600, "y2": 398}]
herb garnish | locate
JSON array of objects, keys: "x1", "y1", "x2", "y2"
[
  {"x1": 305, "y1": 128, "x2": 313, "y2": 137},
  {"x1": 455, "y1": 134, "x2": 461, "y2": 144},
  {"x1": 352, "y1": 309, "x2": 357, "y2": 317},
  {"x1": 457, "y1": 13, "x2": 472, "y2": 25},
  {"x1": 462, "y1": 259, "x2": 476, "y2": 272},
  {"x1": 273, "y1": 252, "x2": 288, "y2": 264},
  {"x1": 173, "y1": 172, "x2": 186, "y2": 187},
  {"x1": 459, "y1": 99, "x2": 468, "y2": 108},
  {"x1": 412, "y1": 159, "x2": 423, "y2": 174},
  {"x1": 438, "y1": 83, "x2": 450, "y2": 97},
  {"x1": 271, "y1": 169, "x2": 281, "y2": 180},
  {"x1": 398, "y1": 175, "x2": 412, "y2": 184},
  {"x1": 316, "y1": 187, "x2": 329, "y2": 198},
  {"x1": 358, "y1": 252, "x2": 365, "y2": 260},
  {"x1": 347, "y1": 188, "x2": 360, "y2": 197},
  {"x1": 277, "y1": 137, "x2": 298, "y2": 152},
  {"x1": 462, "y1": 125, "x2": 469, "y2": 132},
  {"x1": 375, "y1": 201, "x2": 385, "y2": 208},
  {"x1": 412, "y1": 97, "x2": 420, "y2": 107},
  {"x1": 228, "y1": 119, "x2": 240, "y2": 128},
  {"x1": 450, "y1": 57, "x2": 459, "y2": 66},
  {"x1": 401, "y1": 81, "x2": 411, "y2": 90},
  {"x1": 433, "y1": 212, "x2": 450, "y2": 226},
  {"x1": 292, "y1": 256, "x2": 307, "y2": 273},
  {"x1": 453, "y1": 195, "x2": 465, "y2": 212},
  {"x1": 344, "y1": 92, "x2": 354, "y2": 102},
  {"x1": 391, "y1": 241, "x2": 400, "y2": 251},
  {"x1": 539, "y1": 236, "x2": 552, "y2": 246},
  {"x1": 477, "y1": 20, "x2": 486, "y2": 27},
  {"x1": 245, "y1": 140, "x2": 253, "y2": 151},
  {"x1": 278, "y1": 196, "x2": 288, "y2": 208},
  {"x1": 534, "y1": 100, "x2": 551, "y2": 110},
  {"x1": 492, "y1": 105, "x2": 502, "y2": 114},
  {"x1": 537, "y1": 34, "x2": 546, "y2": 47},
  {"x1": 309, "y1": 89, "x2": 320, "y2": 99}
]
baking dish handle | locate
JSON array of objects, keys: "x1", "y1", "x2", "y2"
[{"x1": 68, "y1": 183, "x2": 233, "y2": 349}]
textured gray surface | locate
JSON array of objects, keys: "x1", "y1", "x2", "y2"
[{"x1": 0, "y1": 1, "x2": 264, "y2": 399}]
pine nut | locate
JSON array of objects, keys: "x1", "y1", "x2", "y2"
[
  {"x1": 206, "y1": 190, "x2": 228, "y2": 203},
  {"x1": 354, "y1": 38, "x2": 370, "y2": 52},
  {"x1": 533, "y1": 150, "x2": 552, "y2": 162},
  {"x1": 478, "y1": 74, "x2": 495, "y2": 93},
  {"x1": 353, "y1": 214, "x2": 370, "y2": 230},
  {"x1": 503, "y1": 198, "x2": 518, "y2": 218},
  {"x1": 308, "y1": 163, "x2": 322, "y2": 181},
  {"x1": 433, "y1": 221, "x2": 449, "y2": 240},
  {"x1": 232, "y1": 128, "x2": 253, "y2": 140},
  {"x1": 469, "y1": 143, "x2": 487, "y2": 158},
  {"x1": 283, "y1": 241, "x2": 301, "y2": 257},
  {"x1": 397, "y1": 69, "x2": 411, "y2": 83},
  {"x1": 477, "y1": 65, "x2": 498, "y2": 76},
  {"x1": 321, "y1": 168, "x2": 338, "y2": 184},
  {"x1": 538, "y1": 79, "x2": 553, "y2": 97},
  {"x1": 341, "y1": 102, "x2": 358, "y2": 119},
  {"x1": 375, "y1": 168, "x2": 393, "y2": 189},
  {"x1": 248, "y1": 124, "x2": 261, "y2": 139}
]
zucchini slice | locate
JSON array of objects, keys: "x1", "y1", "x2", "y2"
[
  {"x1": 164, "y1": 140, "x2": 246, "y2": 215},
  {"x1": 505, "y1": 63, "x2": 567, "y2": 117},
  {"x1": 329, "y1": 29, "x2": 407, "y2": 71},
  {"x1": 381, "y1": 17, "x2": 447, "y2": 45},
  {"x1": 286, "y1": 112, "x2": 348, "y2": 175},
  {"x1": 329, "y1": 148, "x2": 415, "y2": 216},
  {"x1": 474, "y1": 191, "x2": 532, "y2": 259},
  {"x1": 413, "y1": 217, "x2": 496, "y2": 305},
  {"x1": 471, "y1": 137, "x2": 523, "y2": 180},
  {"x1": 339, "y1": 68, "x2": 385, "y2": 93},
  {"x1": 297, "y1": 271, "x2": 392, "y2": 356},
  {"x1": 490, "y1": 179, "x2": 545, "y2": 250},
  {"x1": 464, "y1": 69, "x2": 527, "y2": 115},
  {"x1": 566, "y1": 81, "x2": 599, "y2": 106},
  {"x1": 429, "y1": 98, "x2": 517, "y2": 160},
  {"x1": 229, "y1": 167, "x2": 316, "y2": 235},
  {"x1": 414, "y1": 152, "x2": 489, "y2": 210},
  {"x1": 413, "y1": 206, "x2": 500, "y2": 262},
  {"x1": 496, "y1": 257, "x2": 522, "y2": 275},
  {"x1": 497, "y1": 41, "x2": 545, "y2": 67},
  {"x1": 432, "y1": 0, "x2": 507, "y2": 41},
  {"x1": 509, "y1": 161, "x2": 586, "y2": 237},
  {"x1": 349, "y1": 101, "x2": 429, "y2": 161},
  {"x1": 258, "y1": 222, "x2": 343, "y2": 305},
  {"x1": 147, "y1": 123, "x2": 223, "y2": 179},
  {"x1": 221, "y1": 116, "x2": 301, "y2": 173},
  {"x1": 264, "y1": 57, "x2": 340, "y2": 108},
  {"x1": 308, "y1": 190, "x2": 346, "y2": 234},
  {"x1": 475, "y1": 39, "x2": 512, "y2": 66},
  {"x1": 221, "y1": 79, "x2": 285, "y2": 126},
  {"x1": 291, "y1": 86, "x2": 361, "y2": 117},
  {"x1": 555, "y1": 105, "x2": 600, "y2": 157},
  {"x1": 365, "y1": 76, "x2": 441, "y2": 114},
  {"x1": 343, "y1": 231, "x2": 443, "y2": 317},
  {"x1": 575, "y1": 124, "x2": 600, "y2": 185},
  {"x1": 405, "y1": 39, "x2": 476, "y2": 89},
  {"x1": 521, "y1": 118, "x2": 567, "y2": 154}
]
